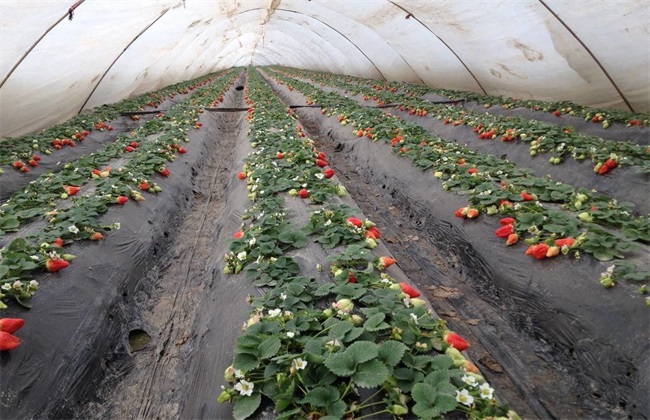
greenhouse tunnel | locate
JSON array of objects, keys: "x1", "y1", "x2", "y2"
[{"x1": 0, "y1": 1, "x2": 648, "y2": 420}]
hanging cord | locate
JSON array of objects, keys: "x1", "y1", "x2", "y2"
[{"x1": 68, "y1": 0, "x2": 82, "y2": 20}]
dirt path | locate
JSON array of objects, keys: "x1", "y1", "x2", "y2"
[{"x1": 76, "y1": 78, "x2": 247, "y2": 419}]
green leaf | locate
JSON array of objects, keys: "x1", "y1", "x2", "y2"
[
  {"x1": 434, "y1": 393, "x2": 458, "y2": 414},
  {"x1": 233, "y1": 393, "x2": 261, "y2": 420},
  {"x1": 324, "y1": 352, "x2": 356, "y2": 377},
  {"x1": 593, "y1": 250, "x2": 614, "y2": 261},
  {"x1": 412, "y1": 382, "x2": 436, "y2": 405},
  {"x1": 324, "y1": 400, "x2": 347, "y2": 419},
  {"x1": 15, "y1": 295, "x2": 33, "y2": 309},
  {"x1": 327, "y1": 320, "x2": 354, "y2": 340},
  {"x1": 429, "y1": 355, "x2": 454, "y2": 371},
  {"x1": 346, "y1": 340, "x2": 378, "y2": 364},
  {"x1": 424, "y1": 370, "x2": 451, "y2": 388},
  {"x1": 363, "y1": 312, "x2": 390, "y2": 331},
  {"x1": 299, "y1": 385, "x2": 340, "y2": 407},
  {"x1": 352, "y1": 359, "x2": 390, "y2": 388},
  {"x1": 274, "y1": 380, "x2": 296, "y2": 412},
  {"x1": 411, "y1": 382, "x2": 456, "y2": 418},
  {"x1": 2, "y1": 217, "x2": 19, "y2": 230},
  {"x1": 378, "y1": 340, "x2": 408, "y2": 367},
  {"x1": 543, "y1": 224, "x2": 566, "y2": 233},
  {"x1": 259, "y1": 337, "x2": 282, "y2": 359},
  {"x1": 343, "y1": 327, "x2": 364, "y2": 343},
  {"x1": 0, "y1": 265, "x2": 10, "y2": 279},
  {"x1": 7, "y1": 238, "x2": 28, "y2": 252},
  {"x1": 233, "y1": 353, "x2": 260, "y2": 372},
  {"x1": 623, "y1": 271, "x2": 650, "y2": 281}
]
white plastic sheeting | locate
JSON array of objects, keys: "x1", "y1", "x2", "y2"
[{"x1": 1, "y1": 0, "x2": 648, "y2": 138}]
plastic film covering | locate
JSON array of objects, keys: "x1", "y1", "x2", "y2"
[{"x1": 1, "y1": 0, "x2": 649, "y2": 139}]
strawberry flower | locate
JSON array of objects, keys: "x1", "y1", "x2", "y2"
[
  {"x1": 456, "y1": 389, "x2": 474, "y2": 407},
  {"x1": 234, "y1": 380, "x2": 254, "y2": 396},
  {"x1": 461, "y1": 374, "x2": 479, "y2": 388},
  {"x1": 479, "y1": 383, "x2": 495, "y2": 400}
]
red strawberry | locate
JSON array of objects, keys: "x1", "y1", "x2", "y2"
[
  {"x1": 445, "y1": 332, "x2": 470, "y2": 351},
  {"x1": 178, "y1": 147, "x2": 187, "y2": 154},
  {"x1": 554, "y1": 237, "x2": 575, "y2": 248},
  {"x1": 158, "y1": 168, "x2": 170, "y2": 177},
  {"x1": 12, "y1": 160, "x2": 24, "y2": 169},
  {"x1": 521, "y1": 191, "x2": 534, "y2": 201},
  {"x1": 63, "y1": 185, "x2": 80, "y2": 196},
  {"x1": 28, "y1": 159, "x2": 39, "y2": 167},
  {"x1": 46, "y1": 258, "x2": 70, "y2": 272},
  {"x1": 316, "y1": 159, "x2": 328, "y2": 167},
  {"x1": 276, "y1": 152, "x2": 284, "y2": 159},
  {"x1": 323, "y1": 168, "x2": 335, "y2": 179},
  {"x1": 317, "y1": 152, "x2": 326, "y2": 160},
  {"x1": 83, "y1": 130, "x2": 90, "y2": 136},
  {"x1": 454, "y1": 207, "x2": 468, "y2": 218},
  {"x1": 378, "y1": 256, "x2": 396, "y2": 270},
  {"x1": 506, "y1": 233, "x2": 519, "y2": 246},
  {"x1": 20, "y1": 166, "x2": 30, "y2": 173},
  {"x1": 598, "y1": 165, "x2": 610, "y2": 175},
  {"x1": 116, "y1": 196, "x2": 129, "y2": 205},
  {"x1": 499, "y1": 217, "x2": 516, "y2": 226},
  {"x1": 130, "y1": 141, "x2": 138, "y2": 148},
  {"x1": 139, "y1": 181, "x2": 150, "y2": 191},
  {"x1": 90, "y1": 232, "x2": 104, "y2": 241},
  {"x1": 0, "y1": 318, "x2": 25, "y2": 334},
  {"x1": 468, "y1": 168, "x2": 477, "y2": 174},
  {"x1": 348, "y1": 271, "x2": 357, "y2": 283},
  {"x1": 233, "y1": 231, "x2": 244, "y2": 239},
  {"x1": 400, "y1": 282, "x2": 421, "y2": 298},
  {"x1": 495, "y1": 224, "x2": 514, "y2": 238},
  {"x1": 51, "y1": 238, "x2": 64, "y2": 248},
  {"x1": 0, "y1": 331, "x2": 20, "y2": 351},
  {"x1": 298, "y1": 189, "x2": 309, "y2": 199},
  {"x1": 466, "y1": 208, "x2": 479, "y2": 219},
  {"x1": 604, "y1": 158, "x2": 617, "y2": 169},
  {"x1": 365, "y1": 230, "x2": 378, "y2": 240},
  {"x1": 237, "y1": 172, "x2": 247, "y2": 180},
  {"x1": 32, "y1": 155, "x2": 41, "y2": 161},
  {"x1": 553, "y1": 110, "x2": 561, "y2": 117},
  {"x1": 532, "y1": 243, "x2": 550, "y2": 260},
  {"x1": 368, "y1": 226, "x2": 380, "y2": 239},
  {"x1": 346, "y1": 217, "x2": 363, "y2": 228}
]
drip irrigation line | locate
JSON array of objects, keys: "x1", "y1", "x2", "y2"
[
  {"x1": 120, "y1": 99, "x2": 465, "y2": 115},
  {"x1": 196, "y1": 99, "x2": 464, "y2": 113}
]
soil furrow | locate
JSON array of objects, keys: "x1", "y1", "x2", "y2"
[{"x1": 74, "y1": 80, "x2": 246, "y2": 420}]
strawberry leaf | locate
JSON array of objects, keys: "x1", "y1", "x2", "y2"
[
  {"x1": 233, "y1": 393, "x2": 261, "y2": 420},
  {"x1": 378, "y1": 340, "x2": 408, "y2": 367},
  {"x1": 324, "y1": 352, "x2": 356, "y2": 377},
  {"x1": 352, "y1": 359, "x2": 390, "y2": 388},
  {"x1": 258, "y1": 337, "x2": 282, "y2": 359}
]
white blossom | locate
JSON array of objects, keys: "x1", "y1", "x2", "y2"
[{"x1": 234, "y1": 380, "x2": 254, "y2": 396}]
